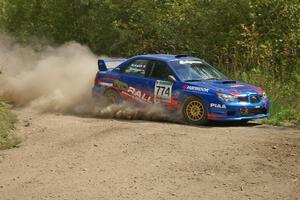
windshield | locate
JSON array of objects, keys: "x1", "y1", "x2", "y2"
[{"x1": 170, "y1": 60, "x2": 227, "y2": 82}]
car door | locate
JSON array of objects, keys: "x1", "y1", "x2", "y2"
[
  {"x1": 118, "y1": 59, "x2": 154, "y2": 104},
  {"x1": 145, "y1": 60, "x2": 178, "y2": 107}
]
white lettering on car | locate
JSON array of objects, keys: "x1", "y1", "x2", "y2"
[
  {"x1": 179, "y1": 60, "x2": 203, "y2": 64},
  {"x1": 186, "y1": 86, "x2": 209, "y2": 92},
  {"x1": 125, "y1": 87, "x2": 152, "y2": 103},
  {"x1": 210, "y1": 103, "x2": 226, "y2": 109},
  {"x1": 127, "y1": 86, "x2": 135, "y2": 94}
]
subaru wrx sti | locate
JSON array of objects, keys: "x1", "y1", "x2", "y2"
[{"x1": 92, "y1": 54, "x2": 270, "y2": 125}]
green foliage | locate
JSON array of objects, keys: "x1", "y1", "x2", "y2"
[
  {"x1": 0, "y1": 0, "x2": 299, "y2": 125},
  {"x1": 264, "y1": 104, "x2": 300, "y2": 126},
  {"x1": 0, "y1": 101, "x2": 20, "y2": 150}
]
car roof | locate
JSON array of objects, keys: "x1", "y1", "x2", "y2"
[{"x1": 132, "y1": 54, "x2": 202, "y2": 62}]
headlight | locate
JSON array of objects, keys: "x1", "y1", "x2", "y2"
[
  {"x1": 262, "y1": 92, "x2": 267, "y2": 98},
  {"x1": 216, "y1": 93, "x2": 237, "y2": 102}
]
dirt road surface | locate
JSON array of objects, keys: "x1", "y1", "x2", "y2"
[{"x1": 0, "y1": 108, "x2": 299, "y2": 200}]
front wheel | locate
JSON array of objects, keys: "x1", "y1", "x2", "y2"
[{"x1": 182, "y1": 96, "x2": 208, "y2": 125}]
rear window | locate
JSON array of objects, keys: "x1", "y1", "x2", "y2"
[{"x1": 123, "y1": 59, "x2": 149, "y2": 77}]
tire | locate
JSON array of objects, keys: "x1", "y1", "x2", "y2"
[
  {"x1": 182, "y1": 96, "x2": 208, "y2": 125},
  {"x1": 104, "y1": 89, "x2": 121, "y2": 104}
]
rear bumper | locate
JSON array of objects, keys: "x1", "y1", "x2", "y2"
[{"x1": 92, "y1": 86, "x2": 105, "y2": 98}]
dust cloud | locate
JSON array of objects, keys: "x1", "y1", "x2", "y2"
[
  {"x1": 0, "y1": 35, "x2": 179, "y2": 122},
  {"x1": 0, "y1": 34, "x2": 96, "y2": 113}
]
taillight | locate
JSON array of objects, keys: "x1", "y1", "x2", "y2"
[{"x1": 94, "y1": 74, "x2": 98, "y2": 85}]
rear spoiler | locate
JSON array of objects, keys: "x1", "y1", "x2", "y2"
[{"x1": 98, "y1": 58, "x2": 127, "y2": 71}]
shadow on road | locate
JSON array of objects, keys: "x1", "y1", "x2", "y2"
[
  {"x1": 81, "y1": 114, "x2": 262, "y2": 128},
  {"x1": 206, "y1": 120, "x2": 261, "y2": 127}
]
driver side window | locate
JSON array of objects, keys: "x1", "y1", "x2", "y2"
[{"x1": 147, "y1": 61, "x2": 173, "y2": 80}]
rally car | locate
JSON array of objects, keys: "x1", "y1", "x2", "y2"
[{"x1": 92, "y1": 54, "x2": 270, "y2": 125}]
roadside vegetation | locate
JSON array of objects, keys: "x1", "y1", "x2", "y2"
[
  {"x1": 0, "y1": 0, "x2": 299, "y2": 125},
  {"x1": 0, "y1": 100, "x2": 20, "y2": 150}
]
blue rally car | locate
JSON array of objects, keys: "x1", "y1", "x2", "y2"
[{"x1": 92, "y1": 54, "x2": 270, "y2": 125}]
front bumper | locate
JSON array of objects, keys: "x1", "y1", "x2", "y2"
[
  {"x1": 208, "y1": 113, "x2": 270, "y2": 121},
  {"x1": 208, "y1": 100, "x2": 270, "y2": 121}
]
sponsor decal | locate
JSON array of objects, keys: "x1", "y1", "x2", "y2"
[
  {"x1": 125, "y1": 63, "x2": 146, "y2": 74},
  {"x1": 113, "y1": 80, "x2": 128, "y2": 90},
  {"x1": 154, "y1": 80, "x2": 173, "y2": 103},
  {"x1": 230, "y1": 84, "x2": 244, "y2": 88},
  {"x1": 98, "y1": 81, "x2": 113, "y2": 87},
  {"x1": 123, "y1": 86, "x2": 152, "y2": 103},
  {"x1": 179, "y1": 60, "x2": 202, "y2": 64},
  {"x1": 131, "y1": 63, "x2": 146, "y2": 69},
  {"x1": 210, "y1": 103, "x2": 226, "y2": 109},
  {"x1": 183, "y1": 85, "x2": 209, "y2": 92}
]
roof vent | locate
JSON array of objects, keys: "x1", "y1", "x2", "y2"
[{"x1": 175, "y1": 54, "x2": 192, "y2": 58}]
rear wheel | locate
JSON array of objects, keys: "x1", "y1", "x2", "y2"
[
  {"x1": 104, "y1": 89, "x2": 121, "y2": 104},
  {"x1": 182, "y1": 96, "x2": 208, "y2": 125}
]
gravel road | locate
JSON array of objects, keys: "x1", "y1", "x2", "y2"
[{"x1": 0, "y1": 108, "x2": 299, "y2": 200}]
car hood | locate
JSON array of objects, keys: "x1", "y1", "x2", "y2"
[{"x1": 188, "y1": 80, "x2": 264, "y2": 96}]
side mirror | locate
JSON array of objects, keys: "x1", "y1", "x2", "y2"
[{"x1": 168, "y1": 75, "x2": 177, "y2": 83}]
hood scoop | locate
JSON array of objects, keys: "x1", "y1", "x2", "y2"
[{"x1": 221, "y1": 80, "x2": 236, "y2": 84}]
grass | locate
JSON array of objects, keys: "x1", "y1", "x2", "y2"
[
  {"x1": 263, "y1": 102, "x2": 300, "y2": 126},
  {"x1": 0, "y1": 100, "x2": 20, "y2": 150}
]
